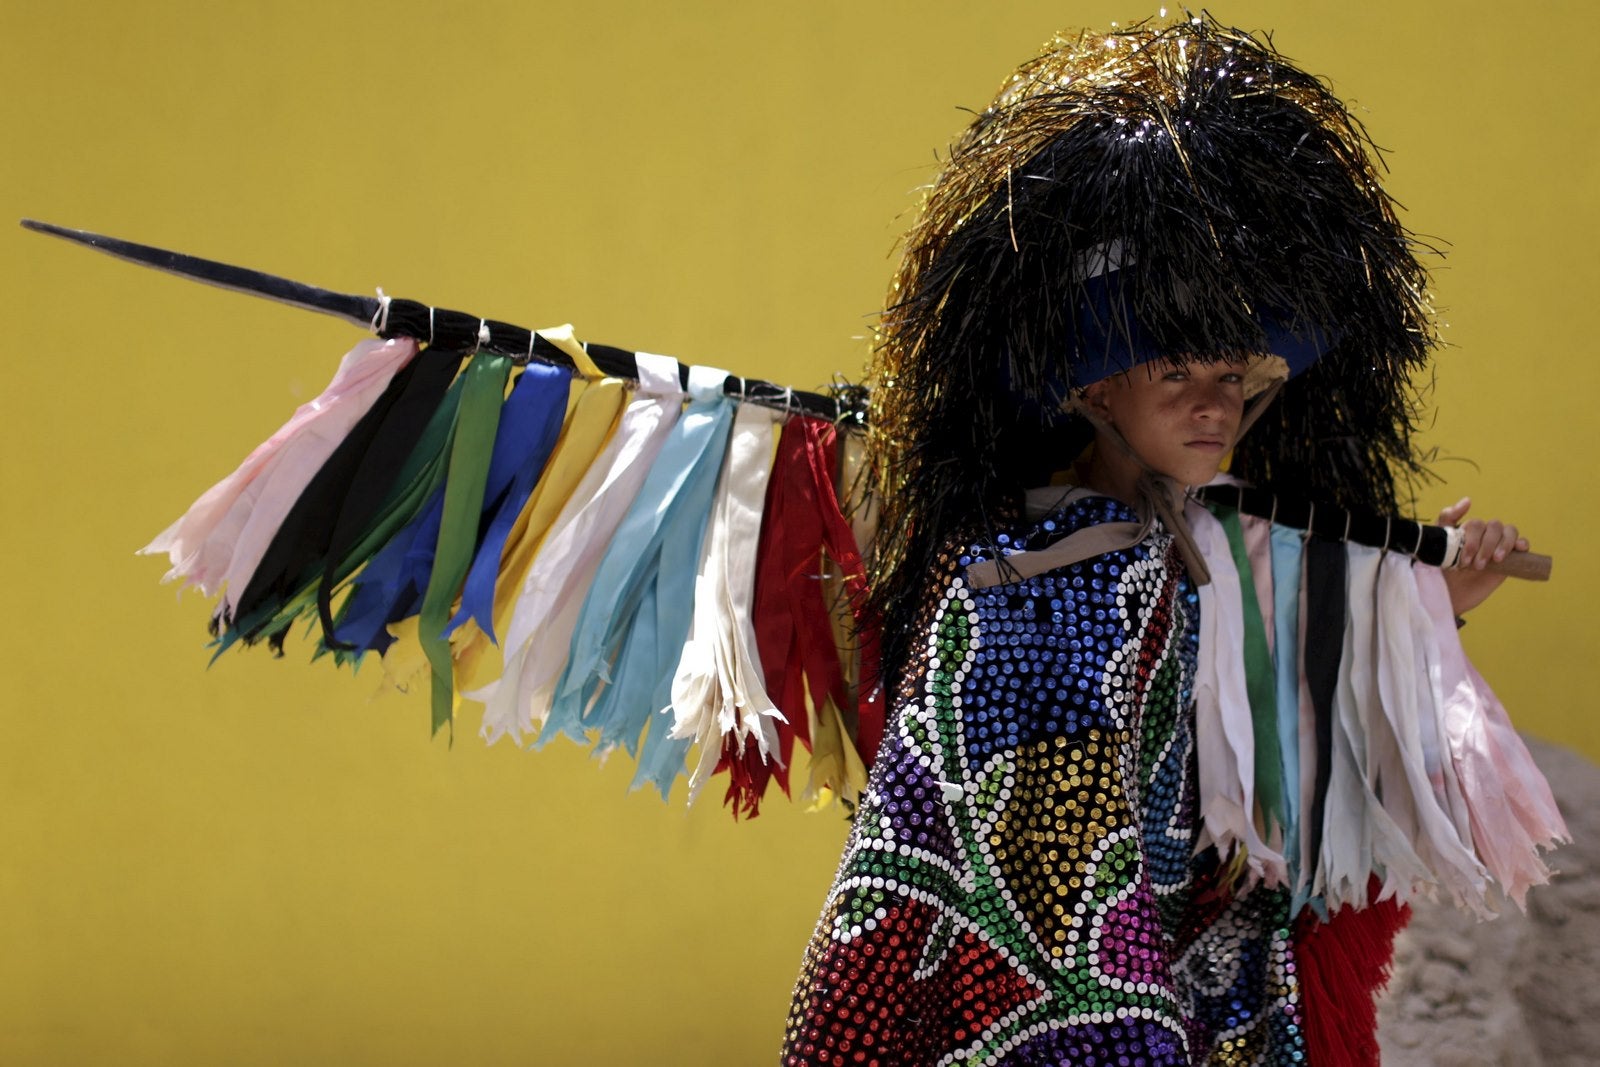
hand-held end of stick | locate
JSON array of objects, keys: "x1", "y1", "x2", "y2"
[{"x1": 1486, "y1": 550, "x2": 1552, "y2": 582}]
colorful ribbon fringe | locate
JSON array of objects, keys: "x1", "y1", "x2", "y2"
[
  {"x1": 143, "y1": 334, "x2": 1569, "y2": 908},
  {"x1": 1178, "y1": 490, "x2": 1566, "y2": 915},
  {"x1": 145, "y1": 332, "x2": 883, "y2": 815}
]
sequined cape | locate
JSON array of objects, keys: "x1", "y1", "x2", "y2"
[{"x1": 783, "y1": 494, "x2": 1306, "y2": 1066}]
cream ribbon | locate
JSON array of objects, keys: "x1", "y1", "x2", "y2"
[
  {"x1": 1316, "y1": 545, "x2": 1376, "y2": 908},
  {"x1": 670, "y1": 403, "x2": 784, "y2": 800},
  {"x1": 1327, "y1": 545, "x2": 1429, "y2": 909},
  {"x1": 839, "y1": 429, "x2": 880, "y2": 559}
]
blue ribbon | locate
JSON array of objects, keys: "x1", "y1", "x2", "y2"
[
  {"x1": 334, "y1": 364, "x2": 570, "y2": 653},
  {"x1": 332, "y1": 494, "x2": 443, "y2": 654},
  {"x1": 446, "y1": 362, "x2": 572, "y2": 644}
]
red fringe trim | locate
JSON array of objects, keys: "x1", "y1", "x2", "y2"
[{"x1": 1292, "y1": 883, "x2": 1411, "y2": 1067}]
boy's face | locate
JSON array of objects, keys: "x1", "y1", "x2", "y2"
[{"x1": 1082, "y1": 359, "x2": 1247, "y2": 488}]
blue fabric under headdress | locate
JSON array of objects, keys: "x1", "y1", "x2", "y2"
[{"x1": 1008, "y1": 242, "x2": 1338, "y2": 423}]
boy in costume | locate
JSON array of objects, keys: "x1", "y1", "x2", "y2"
[{"x1": 783, "y1": 16, "x2": 1552, "y2": 1067}]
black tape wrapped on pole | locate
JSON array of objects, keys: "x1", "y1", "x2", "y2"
[{"x1": 18, "y1": 219, "x2": 863, "y2": 426}]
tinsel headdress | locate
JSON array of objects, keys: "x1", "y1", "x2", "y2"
[{"x1": 866, "y1": 14, "x2": 1437, "y2": 680}]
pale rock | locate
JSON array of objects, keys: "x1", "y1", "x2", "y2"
[{"x1": 1378, "y1": 738, "x2": 1600, "y2": 1067}]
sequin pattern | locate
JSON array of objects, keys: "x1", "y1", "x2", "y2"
[{"x1": 783, "y1": 496, "x2": 1306, "y2": 1065}]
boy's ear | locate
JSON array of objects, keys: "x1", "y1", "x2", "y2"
[{"x1": 1078, "y1": 381, "x2": 1112, "y2": 419}]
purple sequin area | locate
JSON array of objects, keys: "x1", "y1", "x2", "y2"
[
  {"x1": 865, "y1": 727, "x2": 958, "y2": 863},
  {"x1": 1004, "y1": 1017, "x2": 1188, "y2": 1065}
]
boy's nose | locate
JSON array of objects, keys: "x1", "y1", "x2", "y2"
[{"x1": 1193, "y1": 386, "x2": 1227, "y2": 417}]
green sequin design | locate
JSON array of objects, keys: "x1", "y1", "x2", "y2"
[{"x1": 833, "y1": 581, "x2": 1188, "y2": 1063}]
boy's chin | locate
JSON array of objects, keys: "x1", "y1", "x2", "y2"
[{"x1": 1154, "y1": 464, "x2": 1224, "y2": 489}]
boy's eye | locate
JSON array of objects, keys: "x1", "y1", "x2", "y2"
[{"x1": 1219, "y1": 372, "x2": 1244, "y2": 384}]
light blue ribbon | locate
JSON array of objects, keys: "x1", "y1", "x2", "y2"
[
  {"x1": 543, "y1": 366, "x2": 734, "y2": 800},
  {"x1": 1270, "y1": 522, "x2": 1306, "y2": 903}
]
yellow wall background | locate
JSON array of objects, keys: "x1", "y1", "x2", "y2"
[{"x1": 2, "y1": 2, "x2": 1595, "y2": 1063}]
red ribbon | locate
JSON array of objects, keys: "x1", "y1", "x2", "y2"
[{"x1": 717, "y1": 418, "x2": 883, "y2": 816}]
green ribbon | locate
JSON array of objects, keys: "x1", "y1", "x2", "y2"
[
  {"x1": 419, "y1": 352, "x2": 513, "y2": 736},
  {"x1": 217, "y1": 355, "x2": 513, "y2": 720},
  {"x1": 1214, "y1": 507, "x2": 1285, "y2": 835}
]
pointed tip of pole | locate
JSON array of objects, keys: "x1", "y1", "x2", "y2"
[
  {"x1": 19, "y1": 218, "x2": 93, "y2": 244},
  {"x1": 18, "y1": 219, "x2": 382, "y2": 331}
]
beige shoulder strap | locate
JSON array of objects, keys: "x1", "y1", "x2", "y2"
[
  {"x1": 968, "y1": 483, "x2": 1153, "y2": 589},
  {"x1": 1022, "y1": 485, "x2": 1100, "y2": 520}
]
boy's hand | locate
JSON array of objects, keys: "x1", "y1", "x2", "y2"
[{"x1": 1438, "y1": 496, "x2": 1529, "y2": 616}]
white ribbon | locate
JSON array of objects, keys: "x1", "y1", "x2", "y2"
[
  {"x1": 1320, "y1": 545, "x2": 1381, "y2": 908},
  {"x1": 1372, "y1": 553, "x2": 1488, "y2": 912},
  {"x1": 670, "y1": 403, "x2": 784, "y2": 800},
  {"x1": 1186, "y1": 499, "x2": 1286, "y2": 886}
]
